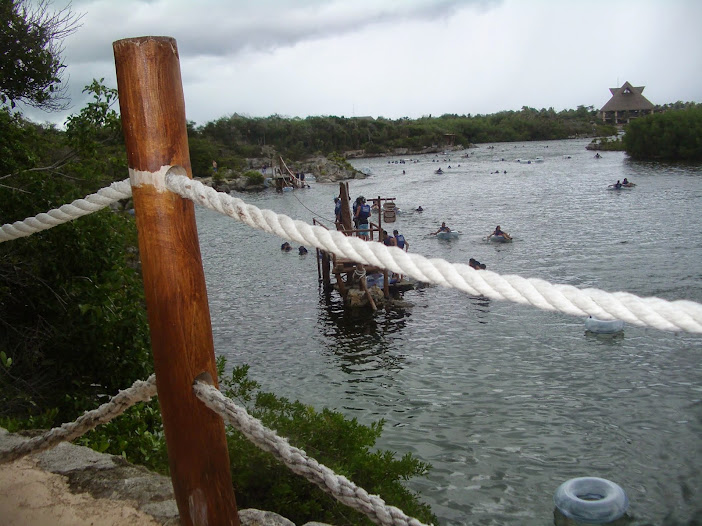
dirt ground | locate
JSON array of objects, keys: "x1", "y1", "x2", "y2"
[{"x1": 0, "y1": 454, "x2": 163, "y2": 526}]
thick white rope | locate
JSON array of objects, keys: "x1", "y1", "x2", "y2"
[
  {"x1": 166, "y1": 174, "x2": 702, "y2": 334},
  {"x1": 193, "y1": 380, "x2": 430, "y2": 526},
  {"x1": 3, "y1": 175, "x2": 701, "y2": 332},
  {"x1": 0, "y1": 375, "x2": 156, "y2": 464},
  {"x1": 0, "y1": 179, "x2": 133, "y2": 243}
]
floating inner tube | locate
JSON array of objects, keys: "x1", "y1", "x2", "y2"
[
  {"x1": 436, "y1": 231, "x2": 458, "y2": 240},
  {"x1": 554, "y1": 477, "x2": 629, "y2": 524},
  {"x1": 489, "y1": 234, "x2": 511, "y2": 243},
  {"x1": 585, "y1": 317, "x2": 624, "y2": 334}
]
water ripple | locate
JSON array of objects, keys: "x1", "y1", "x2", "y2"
[{"x1": 198, "y1": 139, "x2": 702, "y2": 526}]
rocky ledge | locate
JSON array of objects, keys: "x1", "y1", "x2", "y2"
[
  {"x1": 200, "y1": 155, "x2": 367, "y2": 193},
  {"x1": 0, "y1": 427, "x2": 333, "y2": 526}
]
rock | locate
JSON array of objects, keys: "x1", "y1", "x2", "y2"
[
  {"x1": 295, "y1": 156, "x2": 366, "y2": 183},
  {"x1": 0, "y1": 428, "x2": 335, "y2": 526},
  {"x1": 195, "y1": 175, "x2": 265, "y2": 193},
  {"x1": 239, "y1": 509, "x2": 296, "y2": 526}
]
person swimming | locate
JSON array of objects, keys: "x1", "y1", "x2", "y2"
[{"x1": 433, "y1": 222, "x2": 451, "y2": 234}]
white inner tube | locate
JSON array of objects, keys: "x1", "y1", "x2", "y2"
[
  {"x1": 584, "y1": 317, "x2": 625, "y2": 334},
  {"x1": 554, "y1": 477, "x2": 629, "y2": 523}
]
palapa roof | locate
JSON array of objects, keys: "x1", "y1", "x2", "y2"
[{"x1": 600, "y1": 81, "x2": 655, "y2": 112}]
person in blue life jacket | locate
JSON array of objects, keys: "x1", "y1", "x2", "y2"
[
  {"x1": 355, "y1": 197, "x2": 372, "y2": 239},
  {"x1": 614, "y1": 180, "x2": 622, "y2": 189},
  {"x1": 298, "y1": 246, "x2": 308, "y2": 255},
  {"x1": 393, "y1": 229, "x2": 409, "y2": 252}
]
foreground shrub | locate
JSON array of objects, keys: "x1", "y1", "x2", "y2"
[
  {"x1": 62, "y1": 361, "x2": 438, "y2": 526},
  {"x1": 220, "y1": 364, "x2": 438, "y2": 526}
]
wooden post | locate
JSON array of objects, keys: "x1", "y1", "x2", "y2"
[
  {"x1": 376, "y1": 195, "x2": 382, "y2": 235},
  {"x1": 322, "y1": 252, "x2": 331, "y2": 289},
  {"x1": 316, "y1": 248, "x2": 321, "y2": 280},
  {"x1": 338, "y1": 182, "x2": 353, "y2": 232},
  {"x1": 113, "y1": 36, "x2": 240, "y2": 526},
  {"x1": 358, "y1": 266, "x2": 377, "y2": 311},
  {"x1": 335, "y1": 269, "x2": 348, "y2": 298}
]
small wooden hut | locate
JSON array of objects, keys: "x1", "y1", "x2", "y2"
[{"x1": 599, "y1": 81, "x2": 654, "y2": 125}]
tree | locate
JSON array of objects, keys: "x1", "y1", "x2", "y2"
[
  {"x1": 623, "y1": 106, "x2": 702, "y2": 161},
  {"x1": 0, "y1": 82, "x2": 150, "y2": 423},
  {"x1": 0, "y1": 0, "x2": 82, "y2": 111}
]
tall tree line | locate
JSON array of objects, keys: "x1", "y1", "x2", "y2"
[{"x1": 189, "y1": 106, "x2": 616, "y2": 176}]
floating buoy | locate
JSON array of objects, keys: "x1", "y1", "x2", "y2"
[
  {"x1": 554, "y1": 477, "x2": 628, "y2": 524},
  {"x1": 584, "y1": 316, "x2": 624, "y2": 334}
]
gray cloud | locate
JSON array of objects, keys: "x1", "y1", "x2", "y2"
[
  {"x1": 18, "y1": 0, "x2": 702, "y2": 127},
  {"x1": 63, "y1": 0, "x2": 499, "y2": 60}
]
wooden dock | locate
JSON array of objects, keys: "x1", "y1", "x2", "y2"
[{"x1": 316, "y1": 183, "x2": 402, "y2": 310}]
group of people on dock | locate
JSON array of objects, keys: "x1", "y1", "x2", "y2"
[
  {"x1": 335, "y1": 196, "x2": 410, "y2": 247},
  {"x1": 381, "y1": 229, "x2": 409, "y2": 251}
]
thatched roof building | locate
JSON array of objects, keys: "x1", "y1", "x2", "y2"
[{"x1": 600, "y1": 81, "x2": 654, "y2": 124}]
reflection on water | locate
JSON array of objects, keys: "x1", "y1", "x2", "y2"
[
  {"x1": 470, "y1": 296, "x2": 491, "y2": 323},
  {"x1": 316, "y1": 290, "x2": 411, "y2": 376},
  {"x1": 197, "y1": 139, "x2": 702, "y2": 526}
]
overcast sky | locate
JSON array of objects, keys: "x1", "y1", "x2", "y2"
[{"x1": 22, "y1": 0, "x2": 702, "y2": 127}]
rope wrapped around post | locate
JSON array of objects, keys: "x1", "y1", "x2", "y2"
[
  {"x1": 0, "y1": 375, "x2": 156, "y2": 464},
  {"x1": 193, "y1": 379, "x2": 431, "y2": 526}
]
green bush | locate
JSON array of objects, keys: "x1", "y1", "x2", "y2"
[
  {"x1": 220, "y1": 364, "x2": 438, "y2": 526},
  {"x1": 243, "y1": 170, "x2": 264, "y2": 184},
  {"x1": 588, "y1": 136, "x2": 624, "y2": 151},
  {"x1": 326, "y1": 152, "x2": 358, "y2": 174},
  {"x1": 623, "y1": 106, "x2": 702, "y2": 160},
  {"x1": 75, "y1": 399, "x2": 168, "y2": 472},
  {"x1": 69, "y1": 361, "x2": 437, "y2": 526},
  {"x1": 1, "y1": 89, "x2": 152, "y2": 422}
]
